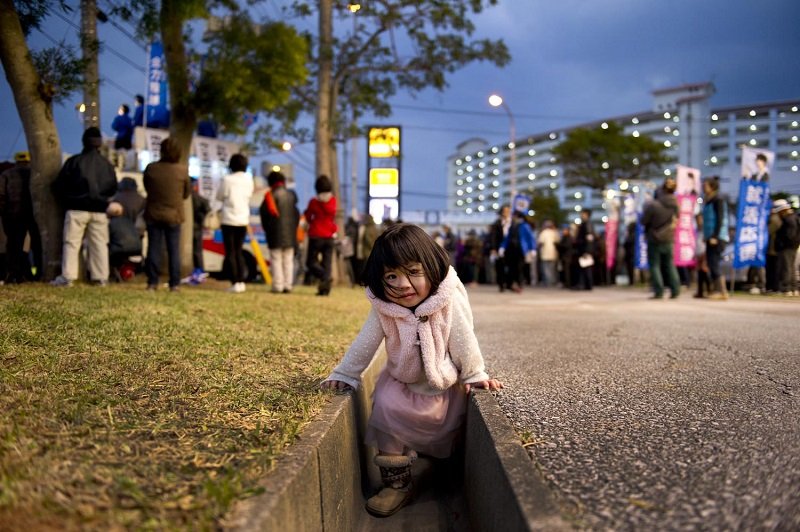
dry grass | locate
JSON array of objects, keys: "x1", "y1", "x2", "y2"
[{"x1": 0, "y1": 280, "x2": 370, "y2": 530}]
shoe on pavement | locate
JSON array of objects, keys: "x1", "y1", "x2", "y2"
[
  {"x1": 50, "y1": 275, "x2": 73, "y2": 287},
  {"x1": 708, "y1": 292, "x2": 728, "y2": 300},
  {"x1": 749, "y1": 287, "x2": 761, "y2": 295}
]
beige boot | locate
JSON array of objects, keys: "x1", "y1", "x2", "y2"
[{"x1": 366, "y1": 451, "x2": 417, "y2": 517}]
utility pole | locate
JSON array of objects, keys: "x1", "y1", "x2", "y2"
[{"x1": 81, "y1": 0, "x2": 100, "y2": 130}]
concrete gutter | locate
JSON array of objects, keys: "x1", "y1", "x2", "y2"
[{"x1": 223, "y1": 346, "x2": 568, "y2": 531}]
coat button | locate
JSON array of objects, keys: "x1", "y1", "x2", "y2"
[{"x1": 418, "y1": 315, "x2": 428, "y2": 322}]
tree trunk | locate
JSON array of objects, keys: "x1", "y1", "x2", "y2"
[
  {"x1": 160, "y1": 0, "x2": 196, "y2": 277},
  {"x1": 81, "y1": 0, "x2": 100, "y2": 129},
  {"x1": 315, "y1": 0, "x2": 347, "y2": 283},
  {"x1": 315, "y1": 0, "x2": 334, "y2": 183},
  {"x1": 0, "y1": 0, "x2": 64, "y2": 281}
]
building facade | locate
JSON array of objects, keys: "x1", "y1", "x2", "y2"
[{"x1": 444, "y1": 83, "x2": 800, "y2": 226}]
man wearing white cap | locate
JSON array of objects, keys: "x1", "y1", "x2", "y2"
[{"x1": 772, "y1": 199, "x2": 799, "y2": 296}]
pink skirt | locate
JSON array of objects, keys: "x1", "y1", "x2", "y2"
[{"x1": 365, "y1": 370, "x2": 467, "y2": 458}]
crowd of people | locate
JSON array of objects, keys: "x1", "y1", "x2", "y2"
[
  {"x1": 431, "y1": 183, "x2": 800, "y2": 299},
  {"x1": 2, "y1": 127, "x2": 799, "y2": 297}
]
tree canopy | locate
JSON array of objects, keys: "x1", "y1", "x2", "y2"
[
  {"x1": 261, "y1": 0, "x2": 510, "y2": 145},
  {"x1": 552, "y1": 122, "x2": 671, "y2": 191}
]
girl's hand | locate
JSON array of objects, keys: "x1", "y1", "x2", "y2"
[
  {"x1": 465, "y1": 379, "x2": 504, "y2": 393},
  {"x1": 321, "y1": 379, "x2": 353, "y2": 392}
]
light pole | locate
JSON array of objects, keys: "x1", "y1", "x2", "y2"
[{"x1": 489, "y1": 94, "x2": 517, "y2": 204}]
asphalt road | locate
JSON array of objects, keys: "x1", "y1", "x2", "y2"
[{"x1": 470, "y1": 286, "x2": 799, "y2": 531}]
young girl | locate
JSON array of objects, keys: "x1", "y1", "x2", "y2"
[{"x1": 322, "y1": 223, "x2": 502, "y2": 517}]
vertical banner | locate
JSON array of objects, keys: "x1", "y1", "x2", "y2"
[
  {"x1": 674, "y1": 165, "x2": 700, "y2": 267},
  {"x1": 733, "y1": 180, "x2": 771, "y2": 268},
  {"x1": 146, "y1": 42, "x2": 169, "y2": 128},
  {"x1": 605, "y1": 196, "x2": 620, "y2": 271},
  {"x1": 635, "y1": 215, "x2": 648, "y2": 270},
  {"x1": 633, "y1": 186, "x2": 654, "y2": 270}
]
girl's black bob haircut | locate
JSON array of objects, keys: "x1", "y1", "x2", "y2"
[{"x1": 361, "y1": 223, "x2": 450, "y2": 302}]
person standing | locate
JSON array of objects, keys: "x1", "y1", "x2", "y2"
[
  {"x1": 51, "y1": 127, "x2": 118, "y2": 286},
  {"x1": 133, "y1": 95, "x2": 144, "y2": 127},
  {"x1": 143, "y1": 138, "x2": 191, "y2": 291},
  {"x1": 217, "y1": 154, "x2": 254, "y2": 293},
  {"x1": 191, "y1": 177, "x2": 211, "y2": 276},
  {"x1": 442, "y1": 224, "x2": 457, "y2": 266},
  {"x1": 111, "y1": 104, "x2": 133, "y2": 150},
  {"x1": 701, "y1": 176, "x2": 730, "y2": 300},
  {"x1": 537, "y1": 220, "x2": 560, "y2": 287},
  {"x1": 574, "y1": 209, "x2": 596, "y2": 290},
  {"x1": 0, "y1": 151, "x2": 41, "y2": 283},
  {"x1": 641, "y1": 178, "x2": 681, "y2": 299},
  {"x1": 772, "y1": 199, "x2": 800, "y2": 296},
  {"x1": 489, "y1": 204, "x2": 512, "y2": 292},
  {"x1": 261, "y1": 170, "x2": 300, "y2": 294},
  {"x1": 304, "y1": 175, "x2": 337, "y2": 296},
  {"x1": 499, "y1": 210, "x2": 535, "y2": 293}
]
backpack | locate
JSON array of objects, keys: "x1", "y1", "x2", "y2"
[{"x1": 652, "y1": 215, "x2": 677, "y2": 243}]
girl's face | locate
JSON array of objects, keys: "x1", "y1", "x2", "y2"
[{"x1": 383, "y1": 263, "x2": 431, "y2": 308}]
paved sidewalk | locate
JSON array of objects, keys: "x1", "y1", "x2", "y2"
[{"x1": 468, "y1": 285, "x2": 799, "y2": 530}]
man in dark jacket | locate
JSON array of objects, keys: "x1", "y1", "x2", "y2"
[
  {"x1": 51, "y1": 127, "x2": 118, "y2": 286},
  {"x1": 191, "y1": 178, "x2": 211, "y2": 274},
  {"x1": 0, "y1": 152, "x2": 42, "y2": 283},
  {"x1": 642, "y1": 178, "x2": 680, "y2": 298},
  {"x1": 260, "y1": 170, "x2": 300, "y2": 293},
  {"x1": 489, "y1": 204, "x2": 512, "y2": 292},
  {"x1": 772, "y1": 199, "x2": 800, "y2": 296},
  {"x1": 574, "y1": 209, "x2": 596, "y2": 290}
]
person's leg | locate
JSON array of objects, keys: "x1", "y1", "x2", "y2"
[
  {"x1": 788, "y1": 249, "x2": 798, "y2": 294},
  {"x1": 269, "y1": 248, "x2": 285, "y2": 292},
  {"x1": 231, "y1": 226, "x2": 247, "y2": 283},
  {"x1": 61, "y1": 210, "x2": 88, "y2": 282},
  {"x1": 85, "y1": 212, "x2": 110, "y2": 283},
  {"x1": 27, "y1": 215, "x2": 42, "y2": 280},
  {"x1": 306, "y1": 237, "x2": 322, "y2": 281},
  {"x1": 647, "y1": 240, "x2": 664, "y2": 297},
  {"x1": 663, "y1": 243, "x2": 681, "y2": 297},
  {"x1": 318, "y1": 238, "x2": 335, "y2": 294},
  {"x1": 367, "y1": 449, "x2": 417, "y2": 517},
  {"x1": 495, "y1": 256, "x2": 506, "y2": 291},
  {"x1": 146, "y1": 223, "x2": 165, "y2": 287},
  {"x1": 2, "y1": 216, "x2": 24, "y2": 281},
  {"x1": 281, "y1": 247, "x2": 295, "y2": 290},
  {"x1": 778, "y1": 249, "x2": 792, "y2": 293},
  {"x1": 192, "y1": 228, "x2": 204, "y2": 271},
  {"x1": 165, "y1": 223, "x2": 182, "y2": 288},
  {"x1": 221, "y1": 225, "x2": 237, "y2": 284}
]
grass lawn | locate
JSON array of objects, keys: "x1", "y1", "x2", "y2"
[{"x1": 0, "y1": 279, "x2": 370, "y2": 530}]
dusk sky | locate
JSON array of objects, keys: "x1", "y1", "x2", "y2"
[{"x1": 2, "y1": 0, "x2": 799, "y2": 213}]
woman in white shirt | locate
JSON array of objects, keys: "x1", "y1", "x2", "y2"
[{"x1": 216, "y1": 153, "x2": 254, "y2": 293}]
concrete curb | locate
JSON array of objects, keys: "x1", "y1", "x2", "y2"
[
  {"x1": 465, "y1": 391, "x2": 570, "y2": 531},
  {"x1": 224, "y1": 351, "x2": 568, "y2": 531}
]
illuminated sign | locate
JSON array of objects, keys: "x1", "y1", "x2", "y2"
[
  {"x1": 368, "y1": 127, "x2": 401, "y2": 158},
  {"x1": 369, "y1": 198, "x2": 399, "y2": 223},
  {"x1": 369, "y1": 168, "x2": 399, "y2": 198}
]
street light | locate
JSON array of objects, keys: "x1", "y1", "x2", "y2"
[{"x1": 489, "y1": 94, "x2": 517, "y2": 203}]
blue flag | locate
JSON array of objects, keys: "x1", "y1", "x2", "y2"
[
  {"x1": 732, "y1": 180, "x2": 771, "y2": 268},
  {"x1": 146, "y1": 42, "x2": 170, "y2": 128}
]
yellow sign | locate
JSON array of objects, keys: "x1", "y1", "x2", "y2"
[
  {"x1": 368, "y1": 127, "x2": 400, "y2": 158},
  {"x1": 369, "y1": 168, "x2": 399, "y2": 198}
]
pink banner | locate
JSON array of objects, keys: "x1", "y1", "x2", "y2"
[
  {"x1": 674, "y1": 194, "x2": 697, "y2": 267},
  {"x1": 605, "y1": 219, "x2": 618, "y2": 271}
]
